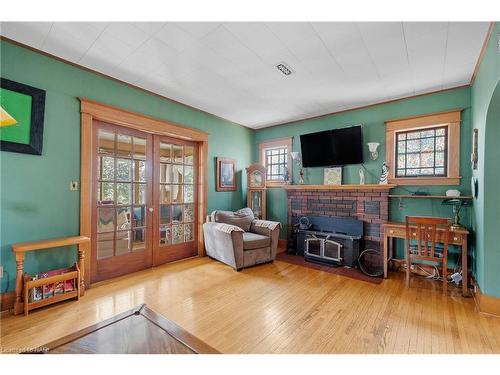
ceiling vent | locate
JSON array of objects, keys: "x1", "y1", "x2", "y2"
[{"x1": 275, "y1": 62, "x2": 293, "y2": 76}]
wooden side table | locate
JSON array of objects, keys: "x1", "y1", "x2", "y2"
[{"x1": 11, "y1": 235, "x2": 90, "y2": 315}]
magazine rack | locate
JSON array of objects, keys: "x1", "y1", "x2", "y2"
[{"x1": 11, "y1": 235, "x2": 89, "y2": 316}]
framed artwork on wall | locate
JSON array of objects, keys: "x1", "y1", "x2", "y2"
[
  {"x1": 0, "y1": 78, "x2": 46, "y2": 155},
  {"x1": 324, "y1": 167, "x2": 342, "y2": 185},
  {"x1": 216, "y1": 157, "x2": 237, "y2": 191},
  {"x1": 471, "y1": 128, "x2": 478, "y2": 170}
]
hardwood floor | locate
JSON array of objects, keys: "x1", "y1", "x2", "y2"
[{"x1": 1, "y1": 257, "x2": 500, "y2": 354}]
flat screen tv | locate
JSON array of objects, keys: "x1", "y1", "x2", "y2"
[{"x1": 300, "y1": 125, "x2": 363, "y2": 167}]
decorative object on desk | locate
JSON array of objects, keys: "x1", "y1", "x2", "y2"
[
  {"x1": 246, "y1": 163, "x2": 267, "y2": 219},
  {"x1": 442, "y1": 198, "x2": 471, "y2": 231},
  {"x1": 471, "y1": 128, "x2": 478, "y2": 170},
  {"x1": 290, "y1": 151, "x2": 304, "y2": 184},
  {"x1": 379, "y1": 162, "x2": 389, "y2": 184},
  {"x1": 359, "y1": 168, "x2": 365, "y2": 185},
  {"x1": 216, "y1": 157, "x2": 236, "y2": 191},
  {"x1": 0, "y1": 78, "x2": 46, "y2": 155},
  {"x1": 324, "y1": 167, "x2": 342, "y2": 185},
  {"x1": 471, "y1": 177, "x2": 479, "y2": 199},
  {"x1": 446, "y1": 189, "x2": 461, "y2": 197},
  {"x1": 367, "y1": 142, "x2": 380, "y2": 160}
]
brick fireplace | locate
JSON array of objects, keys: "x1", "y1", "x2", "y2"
[{"x1": 285, "y1": 184, "x2": 394, "y2": 252}]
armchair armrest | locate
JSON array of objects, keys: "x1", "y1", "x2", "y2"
[
  {"x1": 203, "y1": 222, "x2": 244, "y2": 270},
  {"x1": 250, "y1": 219, "x2": 281, "y2": 235},
  {"x1": 250, "y1": 220, "x2": 281, "y2": 259}
]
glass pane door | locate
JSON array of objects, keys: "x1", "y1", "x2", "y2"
[
  {"x1": 92, "y1": 121, "x2": 153, "y2": 283},
  {"x1": 153, "y1": 137, "x2": 198, "y2": 265}
]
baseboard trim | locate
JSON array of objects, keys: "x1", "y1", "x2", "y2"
[
  {"x1": 473, "y1": 280, "x2": 500, "y2": 318},
  {"x1": 278, "y1": 239, "x2": 287, "y2": 253},
  {"x1": 1, "y1": 291, "x2": 15, "y2": 313}
]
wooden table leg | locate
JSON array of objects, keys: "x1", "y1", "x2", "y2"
[
  {"x1": 383, "y1": 228, "x2": 388, "y2": 278},
  {"x1": 14, "y1": 253, "x2": 25, "y2": 315},
  {"x1": 462, "y1": 235, "x2": 470, "y2": 297},
  {"x1": 78, "y1": 245, "x2": 86, "y2": 296}
]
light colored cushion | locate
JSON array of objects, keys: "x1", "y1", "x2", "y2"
[
  {"x1": 243, "y1": 232, "x2": 270, "y2": 250},
  {"x1": 214, "y1": 208, "x2": 254, "y2": 232}
]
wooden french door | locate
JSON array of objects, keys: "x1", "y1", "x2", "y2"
[
  {"x1": 152, "y1": 136, "x2": 198, "y2": 265},
  {"x1": 91, "y1": 121, "x2": 198, "y2": 283}
]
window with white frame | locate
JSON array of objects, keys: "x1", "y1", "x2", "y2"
[{"x1": 259, "y1": 137, "x2": 292, "y2": 184}]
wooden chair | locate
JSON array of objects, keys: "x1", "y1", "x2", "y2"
[{"x1": 405, "y1": 216, "x2": 451, "y2": 294}]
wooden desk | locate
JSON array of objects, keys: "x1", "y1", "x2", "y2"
[{"x1": 382, "y1": 222, "x2": 470, "y2": 296}]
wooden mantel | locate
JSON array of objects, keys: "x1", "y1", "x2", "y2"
[{"x1": 278, "y1": 184, "x2": 397, "y2": 191}]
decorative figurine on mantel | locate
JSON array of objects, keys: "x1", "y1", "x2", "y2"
[
  {"x1": 379, "y1": 162, "x2": 389, "y2": 184},
  {"x1": 359, "y1": 168, "x2": 365, "y2": 185},
  {"x1": 290, "y1": 152, "x2": 305, "y2": 184}
]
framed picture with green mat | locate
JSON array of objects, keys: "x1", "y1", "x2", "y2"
[{"x1": 0, "y1": 78, "x2": 46, "y2": 155}]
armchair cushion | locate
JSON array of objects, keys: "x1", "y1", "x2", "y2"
[
  {"x1": 242, "y1": 232, "x2": 270, "y2": 250},
  {"x1": 212, "y1": 208, "x2": 254, "y2": 232}
]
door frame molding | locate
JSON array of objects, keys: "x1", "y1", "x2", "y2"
[{"x1": 79, "y1": 98, "x2": 209, "y2": 290}]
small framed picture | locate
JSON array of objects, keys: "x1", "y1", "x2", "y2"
[
  {"x1": 216, "y1": 157, "x2": 237, "y2": 191},
  {"x1": 324, "y1": 167, "x2": 342, "y2": 185},
  {"x1": 471, "y1": 128, "x2": 478, "y2": 170}
]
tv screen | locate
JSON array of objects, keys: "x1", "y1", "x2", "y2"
[{"x1": 300, "y1": 125, "x2": 363, "y2": 167}]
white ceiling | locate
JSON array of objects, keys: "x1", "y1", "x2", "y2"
[{"x1": 0, "y1": 22, "x2": 490, "y2": 128}]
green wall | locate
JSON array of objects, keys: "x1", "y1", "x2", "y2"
[
  {"x1": 254, "y1": 87, "x2": 473, "y2": 263},
  {"x1": 0, "y1": 40, "x2": 254, "y2": 293},
  {"x1": 471, "y1": 23, "x2": 500, "y2": 297},
  {"x1": 1, "y1": 26, "x2": 498, "y2": 299}
]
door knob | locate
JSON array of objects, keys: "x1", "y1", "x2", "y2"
[{"x1": 148, "y1": 207, "x2": 154, "y2": 212}]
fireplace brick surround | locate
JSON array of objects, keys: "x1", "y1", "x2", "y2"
[{"x1": 285, "y1": 185, "x2": 395, "y2": 251}]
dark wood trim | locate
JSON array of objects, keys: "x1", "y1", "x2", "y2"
[
  {"x1": 41, "y1": 304, "x2": 220, "y2": 353},
  {"x1": 0, "y1": 36, "x2": 246, "y2": 130},
  {"x1": 470, "y1": 22, "x2": 495, "y2": 85}
]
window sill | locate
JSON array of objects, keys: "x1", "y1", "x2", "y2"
[{"x1": 388, "y1": 176, "x2": 461, "y2": 186}]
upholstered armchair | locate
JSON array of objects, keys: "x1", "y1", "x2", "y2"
[{"x1": 203, "y1": 208, "x2": 281, "y2": 271}]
